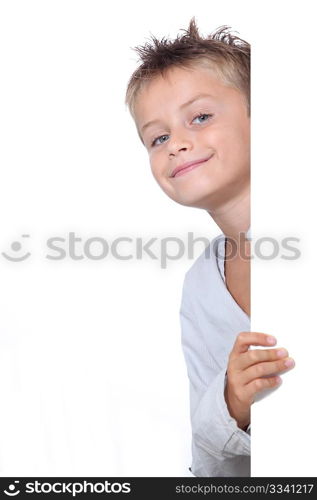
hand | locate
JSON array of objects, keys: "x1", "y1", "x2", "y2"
[{"x1": 224, "y1": 332, "x2": 295, "y2": 430}]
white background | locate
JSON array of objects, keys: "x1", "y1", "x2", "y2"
[{"x1": 0, "y1": 0, "x2": 315, "y2": 477}]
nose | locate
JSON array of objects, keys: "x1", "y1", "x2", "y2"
[{"x1": 167, "y1": 130, "x2": 193, "y2": 157}]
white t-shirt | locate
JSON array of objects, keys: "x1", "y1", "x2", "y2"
[{"x1": 180, "y1": 232, "x2": 251, "y2": 477}]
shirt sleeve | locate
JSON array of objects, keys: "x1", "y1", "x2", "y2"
[
  {"x1": 180, "y1": 273, "x2": 250, "y2": 476},
  {"x1": 191, "y1": 367, "x2": 250, "y2": 459}
]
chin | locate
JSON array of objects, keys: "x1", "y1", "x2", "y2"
[
  {"x1": 166, "y1": 188, "x2": 221, "y2": 210},
  {"x1": 166, "y1": 177, "x2": 224, "y2": 209}
]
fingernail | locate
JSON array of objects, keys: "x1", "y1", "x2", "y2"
[
  {"x1": 267, "y1": 336, "x2": 276, "y2": 344},
  {"x1": 276, "y1": 376, "x2": 283, "y2": 385},
  {"x1": 277, "y1": 349, "x2": 287, "y2": 358},
  {"x1": 284, "y1": 358, "x2": 295, "y2": 368}
]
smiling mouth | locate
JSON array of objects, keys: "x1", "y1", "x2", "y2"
[{"x1": 171, "y1": 155, "x2": 214, "y2": 178}]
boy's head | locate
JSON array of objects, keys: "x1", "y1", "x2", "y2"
[{"x1": 125, "y1": 19, "x2": 250, "y2": 211}]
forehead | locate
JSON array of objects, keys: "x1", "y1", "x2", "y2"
[{"x1": 133, "y1": 65, "x2": 240, "y2": 128}]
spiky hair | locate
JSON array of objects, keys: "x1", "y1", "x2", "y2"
[{"x1": 125, "y1": 17, "x2": 250, "y2": 118}]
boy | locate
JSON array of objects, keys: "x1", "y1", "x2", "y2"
[{"x1": 125, "y1": 19, "x2": 295, "y2": 477}]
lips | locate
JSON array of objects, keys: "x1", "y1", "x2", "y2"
[{"x1": 170, "y1": 154, "x2": 213, "y2": 178}]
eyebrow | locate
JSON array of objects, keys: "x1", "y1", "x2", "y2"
[{"x1": 140, "y1": 93, "x2": 214, "y2": 135}]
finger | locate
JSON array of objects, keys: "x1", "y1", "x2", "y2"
[
  {"x1": 235, "y1": 347, "x2": 289, "y2": 371},
  {"x1": 244, "y1": 375, "x2": 283, "y2": 400},
  {"x1": 241, "y1": 357, "x2": 295, "y2": 385},
  {"x1": 231, "y1": 332, "x2": 277, "y2": 356}
]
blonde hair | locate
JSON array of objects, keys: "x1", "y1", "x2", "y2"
[{"x1": 125, "y1": 18, "x2": 250, "y2": 119}]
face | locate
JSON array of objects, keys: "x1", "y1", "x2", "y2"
[{"x1": 133, "y1": 64, "x2": 250, "y2": 211}]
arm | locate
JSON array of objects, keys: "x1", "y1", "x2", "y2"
[
  {"x1": 180, "y1": 283, "x2": 250, "y2": 477},
  {"x1": 190, "y1": 367, "x2": 251, "y2": 477}
]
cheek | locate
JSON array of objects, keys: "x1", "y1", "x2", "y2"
[
  {"x1": 218, "y1": 125, "x2": 250, "y2": 168},
  {"x1": 149, "y1": 156, "x2": 159, "y2": 181},
  {"x1": 149, "y1": 154, "x2": 176, "y2": 196},
  {"x1": 149, "y1": 152, "x2": 165, "y2": 180}
]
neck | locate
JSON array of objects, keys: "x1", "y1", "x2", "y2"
[{"x1": 207, "y1": 184, "x2": 250, "y2": 243}]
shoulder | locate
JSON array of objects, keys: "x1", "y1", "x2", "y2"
[{"x1": 182, "y1": 233, "x2": 224, "y2": 293}]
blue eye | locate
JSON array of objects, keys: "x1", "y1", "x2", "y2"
[
  {"x1": 150, "y1": 114, "x2": 213, "y2": 147},
  {"x1": 192, "y1": 113, "x2": 213, "y2": 124},
  {"x1": 151, "y1": 134, "x2": 169, "y2": 147}
]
